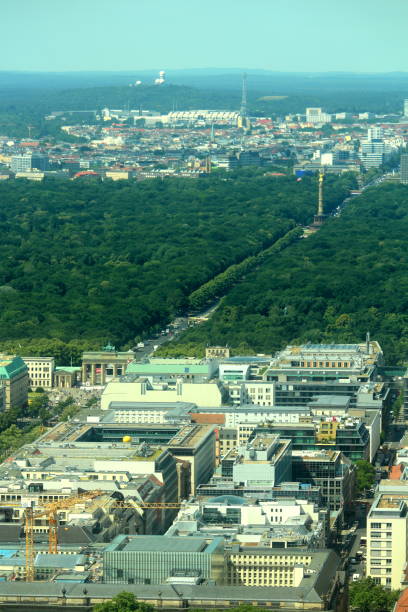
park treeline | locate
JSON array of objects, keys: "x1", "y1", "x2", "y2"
[
  {"x1": 0, "y1": 171, "x2": 353, "y2": 363},
  {"x1": 158, "y1": 182, "x2": 408, "y2": 364}
]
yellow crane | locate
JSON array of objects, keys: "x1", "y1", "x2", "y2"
[
  {"x1": 24, "y1": 490, "x2": 103, "y2": 581},
  {"x1": 0, "y1": 493, "x2": 182, "y2": 581}
]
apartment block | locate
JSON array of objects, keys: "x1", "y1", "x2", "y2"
[{"x1": 367, "y1": 493, "x2": 408, "y2": 589}]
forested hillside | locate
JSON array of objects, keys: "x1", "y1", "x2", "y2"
[
  {"x1": 0, "y1": 171, "x2": 352, "y2": 362},
  {"x1": 159, "y1": 183, "x2": 408, "y2": 363}
]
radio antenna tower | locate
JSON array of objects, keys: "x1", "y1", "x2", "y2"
[{"x1": 240, "y1": 72, "x2": 247, "y2": 118}]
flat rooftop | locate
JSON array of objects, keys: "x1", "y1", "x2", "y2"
[{"x1": 377, "y1": 494, "x2": 408, "y2": 509}]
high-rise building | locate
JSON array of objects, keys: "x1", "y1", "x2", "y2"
[
  {"x1": 11, "y1": 154, "x2": 49, "y2": 173},
  {"x1": 400, "y1": 154, "x2": 408, "y2": 184},
  {"x1": 404, "y1": 99, "x2": 408, "y2": 117},
  {"x1": 367, "y1": 127, "x2": 384, "y2": 140},
  {"x1": 360, "y1": 139, "x2": 385, "y2": 168}
]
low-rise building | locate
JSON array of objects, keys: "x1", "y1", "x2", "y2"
[
  {"x1": 103, "y1": 534, "x2": 225, "y2": 584},
  {"x1": 101, "y1": 377, "x2": 225, "y2": 409}
]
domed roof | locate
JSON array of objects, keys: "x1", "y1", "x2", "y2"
[{"x1": 208, "y1": 495, "x2": 246, "y2": 505}]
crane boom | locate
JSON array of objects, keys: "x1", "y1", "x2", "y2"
[{"x1": 0, "y1": 492, "x2": 183, "y2": 581}]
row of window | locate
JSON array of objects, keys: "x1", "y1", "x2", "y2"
[{"x1": 371, "y1": 522, "x2": 392, "y2": 529}]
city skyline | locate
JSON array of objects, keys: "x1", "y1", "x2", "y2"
[{"x1": 2, "y1": 0, "x2": 408, "y2": 73}]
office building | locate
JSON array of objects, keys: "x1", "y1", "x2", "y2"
[
  {"x1": 292, "y1": 450, "x2": 355, "y2": 511},
  {"x1": 227, "y1": 547, "x2": 338, "y2": 590},
  {"x1": 262, "y1": 341, "x2": 388, "y2": 410},
  {"x1": 103, "y1": 534, "x2": 225, "y2": 584},
  {"x1": 252, "y1": 417, "x2": 370, "y2": 461},
  {"x1": 22, "y1": 356, "x2": 55, "y2": 389},
  {"x1": 221, "y1": 434, "x2": 292, "y2": 486},
  {"x1": 404, "y1": 99, "x2": 408, "y2": 118},
  {"x1": 0, "y1": 355, "x2": 29, "y2": 410}
]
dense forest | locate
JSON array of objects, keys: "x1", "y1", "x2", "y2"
[
  {"x1": 0, "y1": 171, "x2": 353, "y2": 363},
  {"x1": 158, "y1": 182, "x2": 408, "y2": 364}
]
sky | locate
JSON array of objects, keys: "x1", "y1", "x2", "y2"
[{"x1": 2, "y1": 0, "x2": 408, "y2": 73}]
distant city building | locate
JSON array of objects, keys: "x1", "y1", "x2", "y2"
[
  {"x1": 404, "y1": 99, "x2": 408, "y2": 117},
  {"x1": 367, "y1": 127, "x2": 384, "y2": 140},
  {"x1": 11, "y1": 154, "x2": 49, "y2": 173},
  {"x1": 305, "y1": 108, "x2": 332, "y2": 124}
]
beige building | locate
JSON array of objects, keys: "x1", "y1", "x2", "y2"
[
  {"x1": 367, "y1": 492, "x2": 408, "y2": 589},
  {"x1": 22, "y1": 356, "x2": 55, "y2": 389},
  {"x1": 101, "y1": 379, "x2": 225, "y2": 410},
  {"x1": 227, "y1": 548, "x2": 335, "y2": 588}
]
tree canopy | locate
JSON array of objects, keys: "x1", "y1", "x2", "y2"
[
  {"x1": 92, "y1": 592, "x2": 154, "y2": 612},
  {"x1": 161, "y1": 183, "x2": 408, "y2": 364},
  {"x1": 0, "y1": 171, "x2": 351, "y2": 362},
  {"x1": 349, "y1": 577, "x2": 399, "y2": 612},
  {"x1": 355, "y1": 460, "x2": 376, "y2": 493}
]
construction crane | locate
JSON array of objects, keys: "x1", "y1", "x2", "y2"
[
  {"x1": 0, "y1": 493, "x2": 183, "y2": 581},
  {"x1": 24, "y1": 489, "x2": 103, "y2": 581}
]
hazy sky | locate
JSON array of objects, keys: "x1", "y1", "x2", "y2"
[{"x1": 2, "y1": 0, "x2": 408, "y2": 73}]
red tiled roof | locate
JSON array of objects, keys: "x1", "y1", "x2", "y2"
[
  {"x1": 395, "y1": 588, "x2": 408, "y2": 612},
  {"x1": 389, "y1": 465, "x2": 403, "y2": 480}
]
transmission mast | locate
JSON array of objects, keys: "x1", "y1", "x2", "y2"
[
  {"x1": 240, "y1": 72, "x2": 247, "y2": 118},
  {"x1": 238, "y1": 73, "x2": 250, "y2": 130}
]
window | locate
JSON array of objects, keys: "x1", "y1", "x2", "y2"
[{"x1": 371, "y1": 523, "x2": 381, "y2": 529}]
